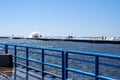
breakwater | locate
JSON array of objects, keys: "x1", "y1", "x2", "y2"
[
  {"x1": 1, "y1": 36, "x2": 120, "y2": 44},
  {"x1": 23, "y1": 37, "x2": 120, "y2": 44}
]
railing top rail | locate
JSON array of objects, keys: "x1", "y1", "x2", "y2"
[
  {"x1": 66, "y1": 50, "x2": 120, "y2": 59},
  {"x1": 0, "y1": 43, "x2": 63, "y2": 52}
]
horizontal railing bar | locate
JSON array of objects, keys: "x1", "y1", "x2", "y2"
[
  {"x1": 97, "y1": 75, "x2": 114, "y2": 80},
  {"x1": 0, "y1": 43, "x2": 63, "y2": 52},
  {"x1": 44, "y1": 53, "x2": 61, "y2": 58},
  {"x1": 68, "y1": 57, "x2": 120, "y2": 68},
  {"x1": 14, "y1": 56, "x2": 43, "y2": 64},
  {"x1": 14, "y1": 56, "x2": 27, "y2": 60},
  {"x1": 99, "y1": 62, "x2": 120, "y2": 68},
  {"x1": 67, "y1": 50, "x2": 120, "y2": 59},
  {"x1": 0, "y1": 43, "x2": 8, "y2": 45},
  {"x1": 68, "y1": 57, "x2": 95, "y2": 64},
  {"x1": 13, "y1": 56, "x2": 62, "y2": 69},
  {"x1": 0, "y1": 52, "x2": 5, "y2": 54},
  {"x1": 19, "y1": 45, "x2": 63, "y2": 52},
  {"x1": 0, "y1": 46, "x2": 4, "y2": 48},
  {"x1": 14, "y1": 62, "x2": 42, "y2": 72},
  {"x1": 44, "y1": 62, "x2": 62, "y2": 69},
  {"x1": 66, "y1": 68, "x2": 95, "y2": 77},
  {"x1": 28, "y1": 58, "x2": 42, "y2": 64}
]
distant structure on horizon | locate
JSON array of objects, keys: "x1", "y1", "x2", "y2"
[{"x1": 28, "y1": 31, "x2": 42, "y2": 39}]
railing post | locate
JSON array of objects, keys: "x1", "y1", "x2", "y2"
[
  {"x1": 5, "y1": 44, "x2": 8, "y2": 54},
  {"x1": 95, "y1": 56, "x2": 99, "y2": 80},
  {"x1": 26, "y1": 47, "x2": 29, "y2": 80},
  {"x1": 65, "y1": 51, "x2": 68, "y2": 79},
  {"x1": 14, "y1": 46, "x2": 17, "y2": 67},
  {"x1": 42, "y1": 49, "x2": 45, "y2": 80},
  {"x1": 62, "y1": 50, "x2": 65, "y2": 80},
  {"x1": 14, "y1": 46, "x2": 17, "y2": 80},
  {"x1": 26, "y1": 47, "x2": 29, "y2": 72}
]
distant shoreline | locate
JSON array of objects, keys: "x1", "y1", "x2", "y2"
[{"x1": 0, "y1": 36, "x2": 120, "y2": 44}]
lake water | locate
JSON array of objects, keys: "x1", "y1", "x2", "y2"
[
  {"x1": 0, "y1": 38, "x2": 120, "y2": 55},
  {"x1": 0, "y1": 38, "x2": 120, "y2": 80}
]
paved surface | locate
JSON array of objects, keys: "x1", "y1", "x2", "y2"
[
  {"x1": 0, "y1": 67, "x2": 13, "y2": 80},
  {"x1": 0, "y1": 67, "x2": 43, "y2": 80},
  {"x1": 0, "y1": 67, "x2": 57, "y2": 80}
]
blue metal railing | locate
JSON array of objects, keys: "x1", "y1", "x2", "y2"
[
  {"x1": 0, "y1": 43, "x2": 120, "y2": 80},
  {"x1": 65, "y1": 50, "x2": 120, "y2": 80}
]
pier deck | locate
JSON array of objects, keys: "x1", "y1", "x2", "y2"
[
  {"x1": 0, "y1": 67, "x2": 43, "y2": 80},
  {"x1": 0, "y1": 67, "x2": 57, "y2": 80}
]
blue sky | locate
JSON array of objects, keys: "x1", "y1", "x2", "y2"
[{"x1": 0, "y1": 0, "x2": 120, "y2": 37}]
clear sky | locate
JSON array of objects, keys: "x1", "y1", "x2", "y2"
[{"x1": 0, "y1": 0, "x2": 120, "y2": 37}]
